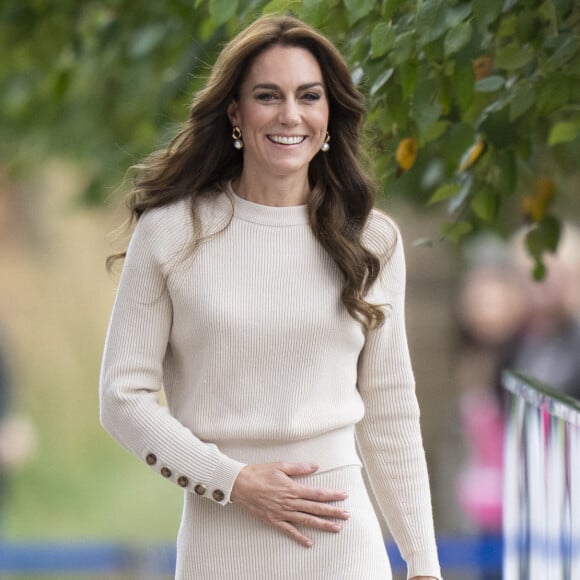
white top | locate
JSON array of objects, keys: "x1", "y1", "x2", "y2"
[{"x1": 99, "y1": 184, "x2": 442, "y2": 578}]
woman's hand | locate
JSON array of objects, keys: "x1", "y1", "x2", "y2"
[
  {"x1": 230, "y1": 462, "x2": 351, "y2": 547},
  {"x1": 410, "y1": 577, "x2": 440, "y2": 579}
]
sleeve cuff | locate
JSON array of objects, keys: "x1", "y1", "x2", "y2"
[
  {"x1": 406, "y1": 550, "x2": 442, "y2": 579},
  {"x1": 207, "y1": 454, "x2": 246, "y2": 505}
]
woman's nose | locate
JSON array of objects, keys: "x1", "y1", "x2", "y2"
[{"x1": 278, "y1": 98, "x2": 300, "y2": 126}]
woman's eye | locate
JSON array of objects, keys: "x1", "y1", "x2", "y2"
[
  {"x1": 302, "y1": 92, "x2": 321, "y2": 101},
  {"x1": 255, "y1": 93, "x2": 277, "y2": 101}
]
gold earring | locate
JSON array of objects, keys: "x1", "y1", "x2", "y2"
[
  {"x1": 232, "y1": 126, "x2": 243, "y2": 150},
  {"x1": 321, "y1": 132, "x2": 330, "y2": 152}
]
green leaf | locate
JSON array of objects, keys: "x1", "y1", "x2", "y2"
[
  {"x1": 525, "y1": 216, "x2": 561, "y2": 261},
  {"x1": 444, "y1": 21, "x2": 472, "y2": 57},
  {"x1": 209, "y1": 0, "x2": 238, "y2": 25},
  {"x1": 441, "y1": 220, "x2": 473, "y2": 242},
  {"x1": 400, "y1": 61, "x2": 418, "y2": 100},
  {"x1": 509, "y1": 84, "x2": 536, "y2": 121},
  {"x1": 371, "y1": 22, "x2": 396, "y2": 58},
  {"x1": 445, "y1": 4, "x2": 472, "y2": 27},
  {"x1": 416, "y1": 0, "x2": 449, "y2": 46},
  {"x1": 546, "y1": 34, "x2": 580, "y2": 72},
  {"x1": 478, "y1": 104, "x2": 514, "y2": 149},
  {"x1": 391, "y1": 30, "x2": 415, "y2": 65},
  {"x1": 428, "y1": 182, "x2": 461, "y2": 205},
  {"x1": 475, "y1": 75, "x2": 505, "y2": 92},
  {"x1": 473, "y1": 0, "x2": 503, "y2": 33},
  {"x1": 369, "y1": 67, "x2": 394, "y2": 96},
  {"x1": 533, "y1": 261, "x2": 546, "y2": 281},
  {"x1": 548, "y1": 120, "x2": 580, "y2": 146},
  {"x1": 382, "y1": 0, "x2": 406, "y2": 20},
  {"x1": 495, "y1": 44, "x2": 534, "y2": 71},
  {"x1": 263, "y1": 0, "x2": 301, "y2": 14},
  {"x1": 536, "y1": 75, "x2": 575, "y2": 116},
  {"x1": 494, "y1": 149, "x2": 517, "y2": 193},
  {"x1": 448, "y1": 173, "x2": 474, "y2": 213},
  {"x1": 471, "y1": 186, "x2": 499, "y2": 221},
  {"x1": 415, "y1": 101, "x2": 443, "y2": 140},
  {"x1": 343, "y1": 0, "x2": 377, "y2": 25},
  {"x1": 453, "y1": 63, "x2": 475, "y2": 110},
  {"x1": 128, "y1": 25, "x2": 167, "y2": 59},
  {"x1": 420, "y1": 120, "x2": 449, "y2": 146}
]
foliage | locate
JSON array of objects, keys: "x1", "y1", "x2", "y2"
[{"x1": 1, "y1": 0, "x2": 579, "y2": 264}]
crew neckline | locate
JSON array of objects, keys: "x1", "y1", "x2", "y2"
[{"x1": 226, "y1": 181, "x2": 310, "y2": 227}]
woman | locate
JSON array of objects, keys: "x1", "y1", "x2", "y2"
[{"x1": 100, "y1": 14, "x2": 442, "y2": 580}]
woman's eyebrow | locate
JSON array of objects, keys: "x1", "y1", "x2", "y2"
[{"x1": 251, "y1": 82, "x2": 324, "y2": 91}]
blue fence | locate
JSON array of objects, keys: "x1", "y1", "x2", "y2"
[{"x1": 0, "y1": 536, "x2": 502, "y2": 576}]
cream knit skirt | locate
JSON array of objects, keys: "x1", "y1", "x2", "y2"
[{"x1": 175, "y1": 465, "x2": 392, "y2": 579}]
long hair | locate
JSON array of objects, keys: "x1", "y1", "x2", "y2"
[{"x1": 113, "y1": 14, "x2": 385, "y2": 330}]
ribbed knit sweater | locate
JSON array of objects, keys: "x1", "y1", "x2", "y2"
[{"x1": 99, "y1": 185, "x2": 442, "y2": 579}]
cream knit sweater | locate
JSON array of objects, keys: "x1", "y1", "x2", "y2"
[{"x1": 99, "y1": 186, "x2": 442, "y2": 579}]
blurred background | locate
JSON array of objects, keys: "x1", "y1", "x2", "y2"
[{"x1": 1, "y1": 1, "x2": 579, "y2": 578}]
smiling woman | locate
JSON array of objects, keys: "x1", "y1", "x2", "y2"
[
  {"x1": 99, "y1": 14, "x2": 442, "y2": 580},
  {"x1": 226, "y1": 45, "x2": 329, "y2": 204}
]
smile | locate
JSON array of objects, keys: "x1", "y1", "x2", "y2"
[{"x1": 267, "y1": 135, "x2": 306, "y2": 145}]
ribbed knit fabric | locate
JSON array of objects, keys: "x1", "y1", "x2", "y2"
[{"x1": 99, "y1": 184, "x2": 442, "y2": 580}]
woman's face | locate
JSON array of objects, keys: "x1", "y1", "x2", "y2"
[{"x1": 228, "y1": 45, "x2": 329, "y2": 182}]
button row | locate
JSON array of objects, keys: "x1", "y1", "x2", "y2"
[
  {"x1": 145, "y1": 453, "x2": 224, "y2": 500},
  {"x1": 193, "y1": 484, "x2": 225, "y2": 502}
]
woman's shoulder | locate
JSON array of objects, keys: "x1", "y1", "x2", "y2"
[
  {"x1": 138, "y1": 190, "x2": 231, "y2": 242},
  {"x1": 137, "y1": 198, "x2": 194, "y2": 245},
  {"x1": 363, "y1": 208, "x2": 401, "y2": 259}
]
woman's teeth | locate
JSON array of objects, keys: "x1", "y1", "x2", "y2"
[{"x1": 268, "y1": 135, "x2": 305, "y2": 145}]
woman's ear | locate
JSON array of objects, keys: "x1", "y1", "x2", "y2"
[{"x1": 227, "y1": 101, "x2": 239, "y2": 126}]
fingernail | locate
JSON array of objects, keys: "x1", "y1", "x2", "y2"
[
  {"x1": 342, "y1": 510, "x2": 351, "y2": 518},
  {"x1": 332, "y1": 523, "x2": 342, "y2": 532},
  {"x1": 305, "y1": 539, "x2": 313, "y2": 548},
  {"x1": 340, "y1": 492, "x2": 349, "y2": 499},
  {"x1": 309, "y1": 463, "x2": 319, "y2": 470}
]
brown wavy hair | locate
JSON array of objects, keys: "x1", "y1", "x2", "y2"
[{"x1": 112, "y1": 14, "x2": 385, "y2": 330}]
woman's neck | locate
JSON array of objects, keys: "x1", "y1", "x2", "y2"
[{"x1": 232, "y1": 172, "x2": 310, "y2": 207}]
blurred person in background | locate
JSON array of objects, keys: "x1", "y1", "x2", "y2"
[
  {"x1": 454, "y1": 224, "x2": 580, "y2": 578},
  {"x1": 453, "y1": 236, "x2": 528, "y2": 580},
  {"x1": 99, "y1": 14, "x2": 441, "y2": 580},
  {"x1": 505, "y1": 223, "x2": 580, "y2": 400}
]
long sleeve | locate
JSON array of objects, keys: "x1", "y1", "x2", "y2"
[
  {"x1": 99, "y1": 207, "x2": 245, "y2": 505},
  {"x1": 356, "y1": 215, "x2": 442, "y2": 579}
]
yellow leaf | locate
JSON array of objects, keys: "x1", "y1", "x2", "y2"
[
  {"x1": 535, "y1": 176, "x2": 555, "y2": 204},
  {"x1": 521, "y1": 195, "x2": 545, "y2": 222},
  {"x1": 396, "y1": 137, "x2": 418, "y2": 172},
  {"x1": 457, "y1": 139, "x2": 487, "y2": 172},
  {"x1": 522, "y1": 176, "x2": 556, "y2": 222}
]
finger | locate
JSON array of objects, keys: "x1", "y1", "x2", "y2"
[
  {"x1": 286, "y1": 511, "x2": 343, "y2": 533},
  {"x1": 288, "y1": 499, "x2": 351, "y2": 520},
  {"x1": 293, "y1": 483, "x2": 349, "y2": 503},
  {"x1": 277, "y1": 462, "x2": 319, "y2": 477},
  {"x1": 277, "y1": 520, "x2": 314, "y2": 548}
]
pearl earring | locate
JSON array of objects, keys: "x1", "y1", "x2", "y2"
[
  {"x1": 232, "y1": 126, "x2": 243, "y2": 150},
  {"x1": 321, "y1": 132, "x2": 330, "y2": 152}
]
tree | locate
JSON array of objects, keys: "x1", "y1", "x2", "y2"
[{"x1": 1, "y1": 0, "x2": 579, "y2": 272}]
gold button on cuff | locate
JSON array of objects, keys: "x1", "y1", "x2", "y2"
[
  {"x1": 212, "y1": 489, "x2": 225, "y2": 502},
  {"x1": 160, "y1": 467, "x2": 172, "y2": 478},
  {"x1": 145, "y1": 453, "x2": 157, "y2": 466},
  {"x1": 177, "y1": 476, "x2": 189, "y2": 488},
  {"x1": 194, "y1": 484, "x2": 206, "y2": 496}
]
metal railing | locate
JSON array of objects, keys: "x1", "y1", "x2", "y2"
[{"x1": 503, "y1": 370, "x2": 580, "y2": 580}]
